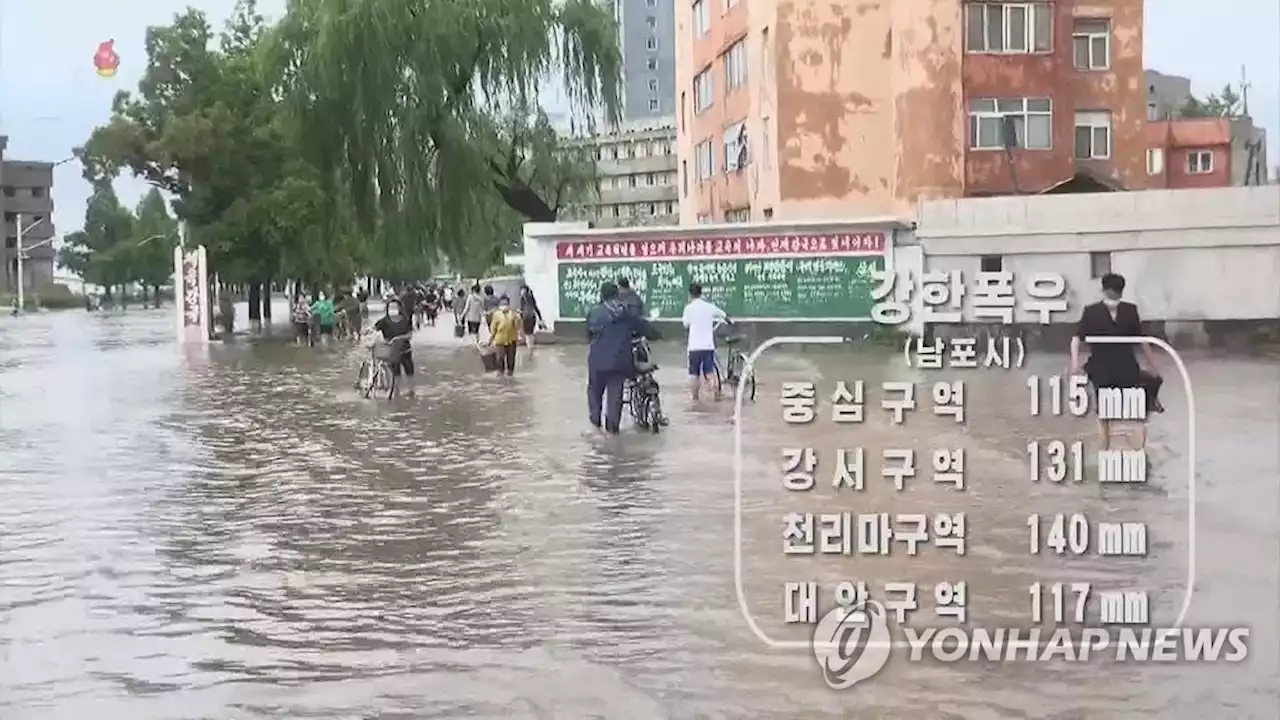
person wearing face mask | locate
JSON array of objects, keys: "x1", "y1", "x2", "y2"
[
  {"x1": 372, "y1": 300, "x2": 417, "y2": 396},
  {"x1": 310, "y1": 291, "x2": 337, "y2": 345},
  {"x1": 1070, "y1": 272, "x2": 1161, "y2": 450},
  {"x1": 486, "y1": 294, "x2": 521, "y2": 376}
]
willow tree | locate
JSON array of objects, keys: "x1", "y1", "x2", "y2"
[{"x1": 273, "y1": 0, "x2": 621, "y2": 269}]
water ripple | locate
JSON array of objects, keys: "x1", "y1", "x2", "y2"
[{"x1": 0, "y1": 309, "x2": 1277, "y2": 718}]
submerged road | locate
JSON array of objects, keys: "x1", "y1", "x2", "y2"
[{"x1": 0, "y1": 308, "x2": 1277, "y2": 718}]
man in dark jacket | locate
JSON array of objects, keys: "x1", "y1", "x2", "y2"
[
  {"x1": 616, "y1": 276, "x2": 645, "y2": 318},
  {"x1": 587, "y1": 281, "x2": 658, "y2": 433}
]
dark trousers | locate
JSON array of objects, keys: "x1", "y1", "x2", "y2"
[
  {"x1": 588, "y1": 370, "x2": 627, "y2": 433},
  {"x1": 496, "y1": 343, "x2": 518, "y2": 375}
]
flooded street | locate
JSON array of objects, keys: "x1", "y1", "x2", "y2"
[{"x1": 1, "y1": 308, "x2": 1277, "y2": 719}]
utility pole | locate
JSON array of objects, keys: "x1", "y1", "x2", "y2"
[{"x1": 14, "y1": 213, "x2": 51, "y2": 315}]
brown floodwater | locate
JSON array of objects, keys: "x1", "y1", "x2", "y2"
[{"x1": 1, "y1": 307, "x2": 1276, "y2": 719}]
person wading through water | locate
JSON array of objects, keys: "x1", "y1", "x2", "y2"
[
  {"x1": 518, "y1": 284, "x2": 546, "y2": 353},
  {"x1": 1070, "y1": 272, "x2": 1162, "y2": 450},
  {"x1": 586, "y1": 281, "x2": 659, "y2": 434}
]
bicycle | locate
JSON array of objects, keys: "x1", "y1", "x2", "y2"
[
  {"x1": 354, "y1": 335, "x2": 409, "y2": 400},
  {"x1": 712, "y1": 318, "x2": 757, "y2": 401},
  {"x1": 624, "y1": 335, "x2": 667, "y2": 433}
]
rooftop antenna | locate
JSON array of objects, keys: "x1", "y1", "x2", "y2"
[{"x1": 1240, "y1": 65, "x2": 1251, "y2": 116}]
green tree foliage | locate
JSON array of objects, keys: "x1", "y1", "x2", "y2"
[
  {"x1": 78, "y1": 0, "x2": 618, "y2": 286},
  {"x1": 56, "y1": 183, "x2": 136, "y2": 296},
  {"x1": 130, "y1": 188, "x2": 181, "y2": 298},
  {"x1": 1181, "y1": 84, "x2": 1243, "y2": 118}
]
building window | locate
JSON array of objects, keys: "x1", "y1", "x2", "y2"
[
  {"x1": 661, "y1": 140, "x2": 672, "y2": 155},
  {"x1": 1089, "y1": 252, "x2": 1112, "y2": 278},
  {"x1": 726, "y1": 0, "x2": 739, "y2": 8},
  {"x1": 646, "y1": 15, "x2": 657, "y2": 29},
  {"x1": 695, "y1": 140, "x2": 715, "y2": 180},
  {"x1": 969, "y1": 98, "x2": 1052, "y2": 150},
  {"x1": 723, "y1": 39, "x2": 747, "y2": 91},
  {"x1": 648, "y1": 78, "x2": 660, "y2": 93},
  {"x1": 1147, "y1": 101, "x2": 1159, "y2": 121},
  {"x1": 647, "y1": 36, "x2": 658, "y2": 50},
  {"x1": 649, "y1": 98, "x2": 661, "y2": 111},
  {"x1": 629, "y1": 174, "x2": 638, "y2": 188},
  {"x1": 693, "y1": 68, "x2": 713, "y2": 113},
  {"x1": 4, "y1": 237, "x2": 14, "y2": 249},
  {"x1": 980, "y1": 255, "x2": 1003, "y2": 273},
  {"x1": 1187, "y1": 150, "x2": 1214, "y2": 174},
  {"x1": 965, "y1": 3, "x2": 1053, "y2": 54},
  {"x1": 647, "y1": 57, "x2": 658, "y2": 70},
  {"x1": 725, "y1": 207, "x2": 750, "y2": 222},
  {"x1": 692, "y1": 0, "x2": 710, "y2": 38},
  {"x1": 723, "y1": 120, "x2": 748, "y2": 172},
  {"x1": 1072, "y1": 19, "x2": 1110, "y2": 70},
  {"x1": 1073, "y1": 111, "x2": 1112, "y2": 160},
  {"x1": 681, "y1": 160, "x2": 688, "y2": 196},
  {"x1": 647, "y1": 0, "x2": 657, "y2": 7},
  {"x1": 1146, "y1": 148, "x2": 1164, "y2": 175},
  {"x1": 2, "y1": 187, "x2": 13, "y2": 198}
]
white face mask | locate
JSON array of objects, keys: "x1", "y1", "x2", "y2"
[{"x1": 388, "y1": 307, "x2": 401, "y2": 318}]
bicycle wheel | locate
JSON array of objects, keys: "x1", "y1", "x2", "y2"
[
  {"x1": 629, "y1": 380, "x2": 649, "y2": 428},
  {"x1": 355, "y1": 360, "x2": 374, "y2": 395},
  {"x1": 646, "y1": 393, "x2": 664, "y2": 434},
  {"x1": 373, "y1": 363, "x2": 396, "y2": 400}
]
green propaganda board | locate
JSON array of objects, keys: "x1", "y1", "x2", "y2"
[{"x1": 557, "y1": 255, "x2": 886, "y2": 320}]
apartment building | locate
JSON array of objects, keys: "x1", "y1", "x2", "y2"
[
  {"x1": 0, "y1": 136, "x2": 57, "y2": 293},
  {"x1": 612, "y1": 0, "x2": 677, "y2": 120},
  {"x1": 673, "y1": 0, "x2": 1147, "y2": 223},
  {"x1": 561, "y1": 117, "x2": 679, "y2": 228}
]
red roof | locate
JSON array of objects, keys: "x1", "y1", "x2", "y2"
[{"x1": 1148, "y1": 118, "x2": 1231, "y2": 148}]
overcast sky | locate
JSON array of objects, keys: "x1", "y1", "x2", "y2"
[{"x1": 1, "y1": 0, "x2": 1276, "y2": 238}]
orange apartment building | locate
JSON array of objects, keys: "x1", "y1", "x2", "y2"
[{"x1": 673, "y1": 0, "x2": 1148, "y2": 224}]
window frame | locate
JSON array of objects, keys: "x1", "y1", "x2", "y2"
[
  {"x1": 965, "y1": 2, "x2": 1053, "y2": 54},
  {"x1": 1146, "y1": 147, "x2": 1164, "y2": 176},
  {"x1": 692, "y1": 0, "x2": 710, "y2": 38},
  {"x1": 968, "y1": 97, "x2": 1053, "y2": 151},
  {"x1": 1073, "y1": 110, "x2": 1112, "y2": 160},
  {"x1": 693, "y1": 67, "x2": 714, "y2": 113},
  {"x1": 1071, "y1": 18, "x2": 1111, "y2": 71},
  {"x1": 723, "y1": 39, "x2": 747, "y2": 91},
  {"x1": 1186, "y1": 149, "x2": 1214, "y2": 175},
  {"x1": 723, "y1": 120, "x2": 747, "y2": 172},
  {"x1": 695, "y1": 140, "x2": 715, "y2": 180}
]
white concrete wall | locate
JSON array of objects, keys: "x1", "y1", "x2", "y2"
[{"x1": 917, "y1": 186, "x2": 1280, "y2": 323}]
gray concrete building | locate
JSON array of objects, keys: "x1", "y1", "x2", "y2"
[
  {"x1": 612, "y1": 0, "x2": 675, "y2": 120},
  {"x1": 562, "y1": 116, "x2": 679, "y2": 228},
  {"x1": 1145, "y1": 69, "x2": 1192, "y2": 121},
  {"x1": 1, "y1": 136, "x2": 57, "y2": 293}
]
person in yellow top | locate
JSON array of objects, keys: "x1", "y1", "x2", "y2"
[{"x1": 486, "y1": 294, "x2": 522, "y2": 376}]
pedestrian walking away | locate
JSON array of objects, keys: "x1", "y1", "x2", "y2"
[
  {"x1": 463, "y1": 285, "x2": 484, "y2": 338},
  {"x1": 681, "y1": 282, "x2": 726, "y2": 401},
  {"x1": 586, "y1": 281, "x2": 659, "y2": 434},
  {"x1": 518, "y1": 284, "x2": 546, "y2": 351}
]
